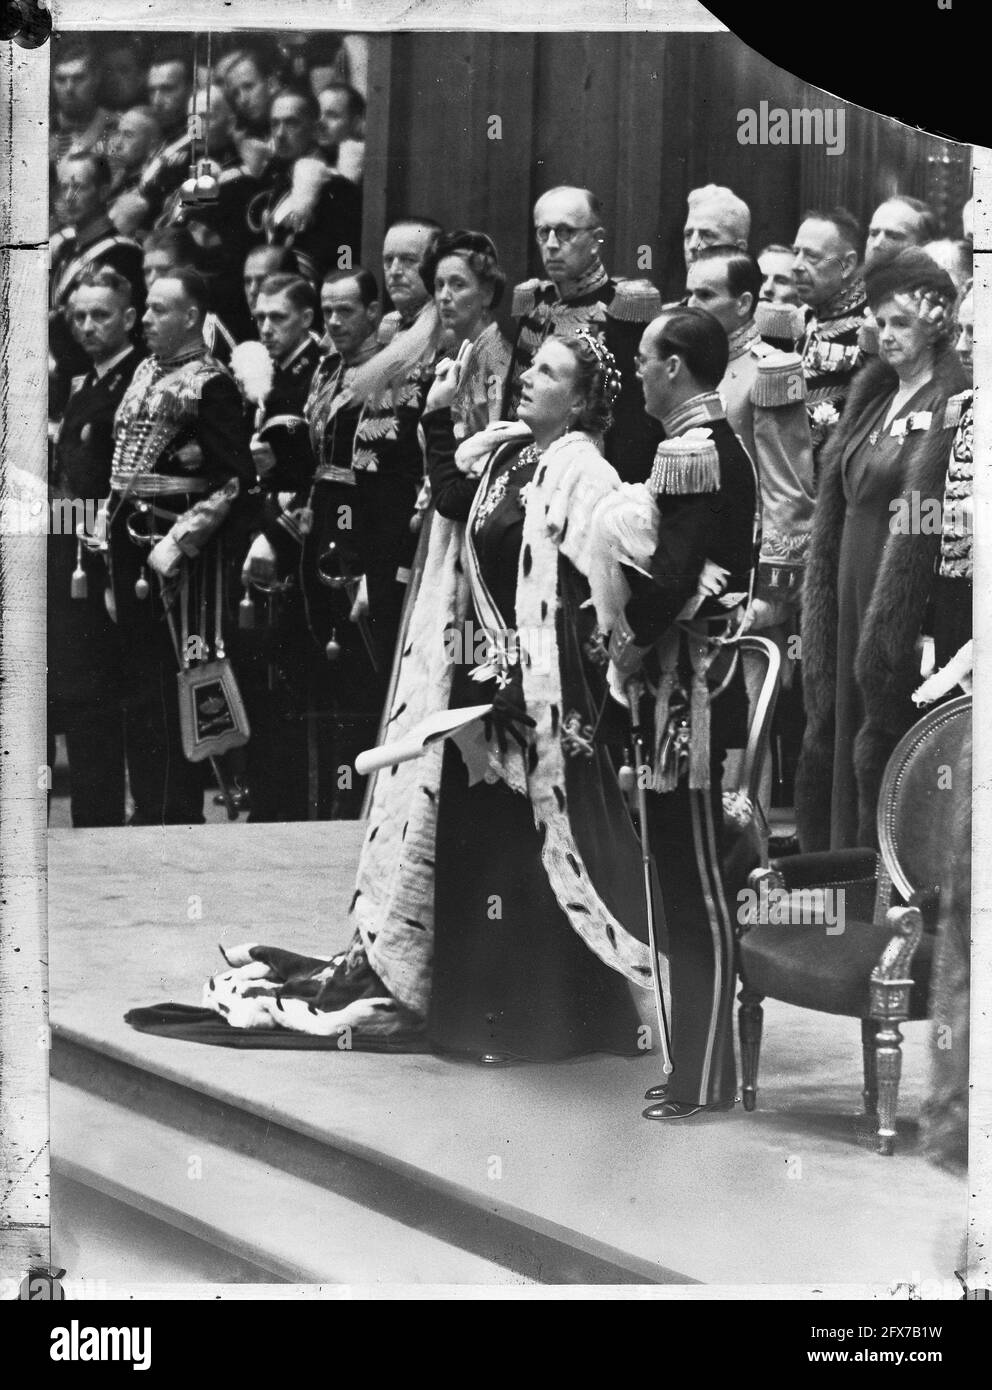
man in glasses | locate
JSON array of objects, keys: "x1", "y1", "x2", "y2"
[
  {"x1": 503, "y1": 184, "x2": 662, "y2": 483},
  {"x1": 791, "y1": 207, "x2": 868, "y2": 462}
]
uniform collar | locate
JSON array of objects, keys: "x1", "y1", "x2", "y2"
[
  {"x1": 811, "y1": 277, "x2": 867, "y2": 325},
  {"x1": 553, "y1": 256, "x2": 611, "y2": 305},
  {"x1": 155, "y1": 343, "x2": 207, "y2": 371},
  {"x1": 727, "y1": 319, "x2": 761, "y2": 362},
  {"x1": 277, "y1": 336, "x2": 314, "y2": 372},
  {"x1": 662, "y1": 391, "x2": 725, "y2": 436},
  {"x1": 93, "y1": 345, "x2": 135, "y2": 380}
]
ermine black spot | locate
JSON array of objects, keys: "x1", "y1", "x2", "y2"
[
  {"x1": 566, "y1": 901, "x2": 591, "y2": 914},
  {"x1": 391, "y1": 764, "x2": 399, "y2": 775},
  {"x1": 217, "y1": 1002, "x2": 230, "y2": 1015},
  {"x1": 553, "y1": 784, "x2": 566, "y2": 812},
  {"x1": 308, "y1": 1003, "x2": 318, "y2": 1015},
  {"x1": 208, "y1": 977, "x2": 215, "y2": 991},
  {"x1": 349, "y1": 889, "x2": 361, "y2": 912},
  {"x1": 275, "y1": 996, "x2": 285, "y2": 1010},
  {"x1": 523, "y1": 544, "x2": 532, "y2": 577},
  {"x1": 536, "y1": 466, "x2": 546, "y2": 488},
  {"x1": 402, "y1": 822, "x2": 408, "y2": 840},
  {"x1": 540, "y1": 600, "x2": 548, "y2": 620},
  {"x1": 369, "y1": 825, "x2": 379, "y2": 840},
  {"x1": 423, "y1": 857, "x2": 435, "y2": 868},
  {"x1": 404, "y1": 643, "x2": 413, "y2": 657},
  {"x1": 404, "y1": 917, "x2": 426, "y2": 930},
  {"x1": 528, "y1": 743, "x2": 539, "y2": 773},
  {"x1": 455, "y1": 556, "x2": 464, "y2": 574},
  {"x1": 559, "y1": 518, "x2": 568, "y2": 544},
  {"x1": 551, "y1": 704, "x2": 559, "y2": 733},
  {"x1": 368, "y1": 931, "x2": 377, "y2": 942},
  {"x1": 424, "y1": 787, "x2": 436, "y2": 803},
  {"x1": 606, "y1": 925, "x2": 617, "y2": 947},
  {"x1": 388, "y1": 701, "x2": 407, "y2": 724},
  {"x1": 566, "y1": 851, "x2": 581, "y2": 876},
  {"x1": 638, "y1": 966, "x2": 652, "y2": 976}
]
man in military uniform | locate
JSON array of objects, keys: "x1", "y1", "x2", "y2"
[
  {"x1": 232, "y1": 274, "x2": 323, "y2": 822},
  {"x1": 242, "y1": 265, "x2": 427, "y2": 818},
  {"x1": 103, "y1": 269, "x2": 254, "y2": 824},
  {"x1": 605, "y1": 307, "x2": 759, "y2": 1120},
  {"x1": 791, "y1": 208, "x2": 868, "y2": 464},
  {"x1": 247, "y1": 89, "x2": 362, "y2": 284},
  {"x1": 688, "y1": 246, "x2": 815, "y2": 812},
  {"x1": 49, "y1": 269, "x2": 144, "y2": 827},
  {"x1": 687, "y1": 247, "x2": 814, "y2": 624},
  {"x1": 50, "y1": 152, "x2": 144, "y2": 414},
  {"x1": 503, "y1": 184, "x2": 662, "y2": 482}
]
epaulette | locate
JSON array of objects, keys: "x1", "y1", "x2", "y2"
[
  {"x1": 219, "y1": 166, "x2": 247, "y2": 185},
  {"x1": 857, "y1": 316, "x2": 879, "y2": 356},
  {"x1": 649, "y1": 429, "x2": 720, "y2": 497},
  {"x1": 377, "y1": 310, "x2": 402, "y2": 346},
  {"x1": 68, "y1": 373, "x2": 88, "y2": 397},
  {"x1": 751, "y1": 350, "x2": 806, "y2": 408},
  {"x1": 944, "y1": 390, "x2": 972, "y2": 430},
  {"x1": 606, "y1": 277, "x2": 662, "y2": 323},
  {"x1": 754, "y1": 299, "x2": 804, "y2": 344},
  {"x1": 661, "y1": 296, "x2": 689, "y2": 313},
  {"x1": 510, "y1": 277, "x2": 547, "y2": 318}
]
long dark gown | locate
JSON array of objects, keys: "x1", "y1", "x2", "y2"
[
  {"x1": 426, "y1": 436, "x2": 645, "y2": 1062},
  {"x1": 832, "y1": 379, "x2": 942, "y2": 848}
]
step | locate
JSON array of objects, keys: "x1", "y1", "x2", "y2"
[{"x1": 51, "y1": 1077, "x2": 535, "y2": 1286}]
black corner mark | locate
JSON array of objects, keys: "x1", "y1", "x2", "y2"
[{"x1": 1, "y1": 0, "x2": 52, "y2": 48}]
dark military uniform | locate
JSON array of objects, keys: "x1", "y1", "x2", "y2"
[
  {"x1": 246, "y1": 157, "x2": 362, "y2": 284},
  {"x1": 260, "y1": 331, "x2": 429, "y2": 818},
  {"x1": 607, "y1": 391, "x2": 759, "y2": 1109},
  {"x1": 235, "y1": 336, "x2": 323, "y2": 822},
  {"x1": 797, "y1": 278, "x2": 869, "y2": 467},
  {"x1": 502, "y1": 268, "x2": 665, "y2": 485},
  {"x1": 107, "y1": 345, "x2": 254, "y2": 823},
  {"x1": 49, "y1": 216, "x2": 144, "y2": 414},
  {"x1": 48, "y1": 345, "x2": 143, "y2": 826}
]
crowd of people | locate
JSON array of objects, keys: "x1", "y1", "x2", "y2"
[{"x1": 47, "y1": 33, "x2": 975, "y2": 1114}]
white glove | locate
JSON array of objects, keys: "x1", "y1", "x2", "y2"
[{"x1": 148, "y1": 532, "x2": 184, "y2": 578}]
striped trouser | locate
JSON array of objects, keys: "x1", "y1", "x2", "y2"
[{"x1": 645, "y1": 763, "x2": 737, "y2": 1106}]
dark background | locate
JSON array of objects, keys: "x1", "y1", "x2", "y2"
[{"x1": 362, "y1": 30, "x2": 971, "y2": 307}]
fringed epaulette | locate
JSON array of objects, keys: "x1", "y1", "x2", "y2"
[
  {"x1": 377, "y1": 311, "x2": 402, "y2": 346},
  {"x1": 606, "y1": 278, "x2": 662, "y2": 323},
  {"x1": 944, "y1": 390, "x2": 972, "y2": 430},
  {"x1": 752, "y1": 350, "x2": 806, "y2": 408},
  {"x1": 510, "y1": 278, "x2": 547, "y2": 318},
  {"x1": 857, "y1": 317, "x2": 879, "y2": 356},
  {"x1": 754, "y1": 299, "x2": 804, "y2": 344},
  {"x1": 649, "y1": 429, "x2": 720, "y2": 497}
]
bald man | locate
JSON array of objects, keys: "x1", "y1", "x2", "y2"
[{"x1": 503, "y1": 184, "x2": 663, "y2": 483}]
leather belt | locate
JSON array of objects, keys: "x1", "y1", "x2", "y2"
[{"x1": 109, "y1": 471, "x2": 210, "y2": 496}]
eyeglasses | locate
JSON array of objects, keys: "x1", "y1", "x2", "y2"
[
  {"x1": 790, "y1": 247, "x2": 842, "y2": 269},
  {"x1": 535, "y1": 223, "x2": 596, "y2": 245}
]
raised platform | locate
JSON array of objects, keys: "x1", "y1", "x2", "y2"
[{"x1": 48, "y1": 822, "x2": 965, "y2": 1289}]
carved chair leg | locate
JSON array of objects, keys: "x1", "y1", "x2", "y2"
[
  {"x1": 861, "y1": 1018, "x2": 879, "y2": 1117},
  {"x1": 873, "y1": 1020, "x2": 904, "y2": 1156},
  {"x1": 738, "y1": 988, "x2": 764, "y2": 1112}
]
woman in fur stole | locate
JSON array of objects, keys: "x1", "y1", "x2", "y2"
[
  {"x1": 202, "y1": 334, "x2": 662, "y2": 1058},
  {"x1": 797, "y1": 249, "x2": 967, "y2": 850}
]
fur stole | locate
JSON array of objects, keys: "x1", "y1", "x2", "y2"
[{"x1": 797, "y1": 349, "x2": 966, "y2": 849}]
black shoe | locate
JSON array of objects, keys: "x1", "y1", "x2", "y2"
[
  {"x1": 642, "y1": 1099, "x2": 735, "y2": 1120},
  {"x1": 644, "y1": 1082, "x2": 670, "y2": 1101}
]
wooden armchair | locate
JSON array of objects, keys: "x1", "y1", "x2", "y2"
[{"x1": 736, "y1": 694, "x2": 971, "y2": 1155}]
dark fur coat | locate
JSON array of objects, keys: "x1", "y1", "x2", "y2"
[{"x1": 796, "y1": 349, "x2": 967, "y2": 850}]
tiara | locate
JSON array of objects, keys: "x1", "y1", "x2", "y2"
[{"x1": 574, "y1": 330, "x2": 623, "y2": 407}]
